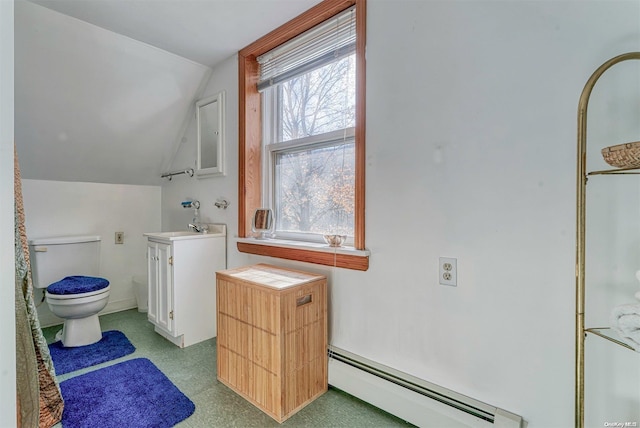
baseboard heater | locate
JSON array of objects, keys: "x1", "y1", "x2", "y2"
[{"x1": 328, "y1": 346, "x2": 523, "y2": 428}]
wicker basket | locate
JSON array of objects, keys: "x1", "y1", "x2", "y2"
[{"x1": 601, "y1": 141, "x2": 640, "y2": 168}]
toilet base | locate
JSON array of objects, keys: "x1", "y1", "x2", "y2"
[{"x1": 57, "y1": 314, "x2": 102, "y2": 347}]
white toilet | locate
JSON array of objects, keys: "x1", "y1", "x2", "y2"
[{"x1": 29, "y1": 235, "x2": 110, "y2": 347}]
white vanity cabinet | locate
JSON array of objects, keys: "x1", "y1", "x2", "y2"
[{"x1": 144, "y1": 227, "x2": 226, "y2": 348}]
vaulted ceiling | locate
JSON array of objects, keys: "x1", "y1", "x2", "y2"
[{"x1": 15, "y1": 0, "x2": 319, "y2": 185}]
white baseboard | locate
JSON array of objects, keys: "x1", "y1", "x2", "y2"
[
  {"x1": 38, "y1": 298, "x2": 138, "y2": 328},
  {"x1": 328, "y1": 347, "x2": 523, "y2": 428},
  {"x1": 101, "y1": 297, "x2": 137, "y2": 316}
]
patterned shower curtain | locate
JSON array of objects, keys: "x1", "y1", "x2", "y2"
[{"x1": 14, "y1": 145, "x2": 64, "y2": 427}]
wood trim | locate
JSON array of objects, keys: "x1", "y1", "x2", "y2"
[
  {"x1": 237, "y1": 242, "x2": 369, "y2": 271},
  {"x1": 354, "y1": 0, "x2": 366, "y2": 250},
  {"x1": 239, "y1": 0, "x2": 356, "y2": 58},
  {"x1": 238, "y1": 0, "x2": 367, "y2": 264},
  {"x1": 238, "y1": 54, "x2": 247, "y2": 237},
  {"x1": 238, "y1": 53, "x2": 262, "y2": 237}
]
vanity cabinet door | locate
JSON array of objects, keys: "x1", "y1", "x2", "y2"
[
  {"x1": 147, "y1": 241, "x2": 175, "y2": 335},
  {"x1": 156, "y1": 242, "x2": 174, "y2": 334},
  {"x1": 147, "y1": 242, "x2": 158, "y2": 324}
]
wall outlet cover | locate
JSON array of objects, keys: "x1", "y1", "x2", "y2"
[{"x1": 439, "y1": 257, "x2": 457, "y2": 286}]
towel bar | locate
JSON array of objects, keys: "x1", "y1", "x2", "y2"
[{"x1": 161, "y1": 168, "x2": 194, "y2": 180}]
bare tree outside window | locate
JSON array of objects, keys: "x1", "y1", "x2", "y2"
[
  {"x1": 279, "y1": 56, "x2": 355, "y2": 141},
  {"x1": 273, "y1": 54, "x2": 356, "y2": 238}
]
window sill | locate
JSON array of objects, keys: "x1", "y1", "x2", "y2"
[{"x1": 236, "y1": 237, "x2": 370, "y2": 271}]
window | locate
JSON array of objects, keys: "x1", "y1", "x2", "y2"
[
  {"x1": 261, "y1": 17, "x2": 356, "y2": 243},
  {"x1": 238, "y1": 0, "x2": 367, "y2": 270},
  {"x1": 271, "y1": 133, "x2": 355, "y2": 243}
]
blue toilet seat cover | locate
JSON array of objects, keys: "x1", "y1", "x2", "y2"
[{"x1": 47, "y1": 276, "x2": 109, "y2": 295}]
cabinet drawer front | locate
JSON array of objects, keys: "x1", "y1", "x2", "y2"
[
  {"x1": 248, "y1": 287, "x2": 278, "y2": 333},
  {"x1": 224, "y1": 348, "x2": 252, "y2": 393},
  {"x1": 217, "y1": 278, "x2": 250, "y2": 322},
  {"x1": 217, "y1": 345, "x2": 229, "y2": 381},
  {"x1": 251, "y1": 327, "x2": 280, "y2": 375},
  {"x1": 283, "y1": 356, "x2": 328, "y2": 415},
  {"x1": 249, "y1": 364, "x2": 280, "y2": 415},
  {"x1": 217, "y1": 278, "x2": 280, "y2": 333},
  {"x1": 283, "y1": 282, "x2": 326, "y2": 333},
  {"x1": 218, "y1": 315, "x2": 249, "y2": 357},
  {"x1": 284, "y1": 319, "x2": 326, "y2": 372}
]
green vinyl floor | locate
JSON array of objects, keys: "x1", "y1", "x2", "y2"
[{"x1": 42, "y1": 309, "x2": 414, "y2": 428}]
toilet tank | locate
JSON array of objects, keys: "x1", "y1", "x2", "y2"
[{"x1": 28, "y1": 235, "x2": 101, "y2": 289}]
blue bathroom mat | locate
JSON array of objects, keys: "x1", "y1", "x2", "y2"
[
  {"x1": 49, "y1": 330, "x2": 135, "y2": 375},
  {"x1": 60, "y1": 358, "x2": 195, "y2": 428}
]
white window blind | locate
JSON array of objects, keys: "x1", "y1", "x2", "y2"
[{"x1": 257, "y1": 6, "x2": 356, "y2": 91}]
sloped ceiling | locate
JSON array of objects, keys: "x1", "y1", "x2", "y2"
[
  {"x1": 25, "y1": 0, "x2": 320, "y2": 68},
  {"x1": 15, "y1": 0, "x2": 319, "y2": 185}
]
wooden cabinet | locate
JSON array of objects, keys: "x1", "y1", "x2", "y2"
[
  {"x1": 216, "y1": 264, "x2": 327, "y2": 423},
  {"x1": 145, "y1": 230, "x2": 226, "y2": 348}
]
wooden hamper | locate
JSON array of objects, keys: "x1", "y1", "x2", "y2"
[{"x1": 216, "y1": 264, "x2": 327, "y2": 423}]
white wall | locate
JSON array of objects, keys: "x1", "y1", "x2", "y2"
[
  {"x1": 363, "y1": 4, "x2": 639, "y2": 428},
  {"x1": 163, "y1": 1, "x2": 640, "y2": 427},
  {"x1": 21, "y1": 179, "x2": 161, "y2": 327},
  {"x1": 0, "y1": 0, "x2": 16, "y2": 425},
  {"x1": 15, "y1": 0, "x2": 212, "y2": 186},
  {"x1": 162, "y1": 54, "x2": 241, "y2": 248}
]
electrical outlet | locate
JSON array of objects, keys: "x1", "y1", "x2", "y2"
[
  {"x1": 439, "y1": 257, "x2": 457, "y2": 286},
  {"x1": 115, "y1": 231, "x2": 124, "y2": 244}
]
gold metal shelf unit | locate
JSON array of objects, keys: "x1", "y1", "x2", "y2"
[
  {"x1": 587, "y1": 166, "x2": 640, "y2": 176},
  {"x1": 575, "y1": 52, "x2": 640, "y2": 428},
  {"x1": 584, "y1": 328, "x2": 635, "y2": 352}
]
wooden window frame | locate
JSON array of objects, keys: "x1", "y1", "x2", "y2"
[{"x1": 237, "y1": 0, "x2": 367, "y2": 271}]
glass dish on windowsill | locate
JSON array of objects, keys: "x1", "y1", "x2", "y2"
[{"x1": 323, "y1": 234, "x2": 347, "y2": 247}]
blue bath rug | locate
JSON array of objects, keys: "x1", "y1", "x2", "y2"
[
  {"x1": 49, "y1": 330, "x2": 135, "y2": 375},
  {"x1": 60, "y1": 358, "x2": 195, "y2": 428}
]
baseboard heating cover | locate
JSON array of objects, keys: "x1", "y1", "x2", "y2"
[{"x1": 328, "y1": 346, "x2": 523, "y2": 428}]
